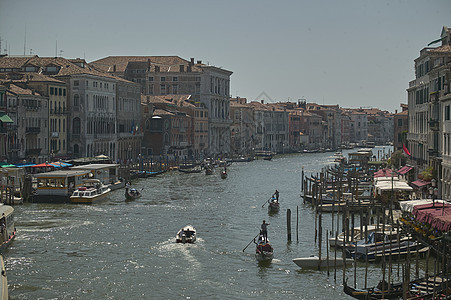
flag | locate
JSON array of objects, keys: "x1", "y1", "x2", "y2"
[
  {"x1": 428, "y1": 36, "x2": 445, "y2": 46},
  {"x1": 403, "y1": 143, "x2": 411, "y2": 156}
]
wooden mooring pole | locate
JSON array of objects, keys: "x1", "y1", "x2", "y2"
[{"x1": 287, "y1": 209, "x2": 291, "y2": 242}]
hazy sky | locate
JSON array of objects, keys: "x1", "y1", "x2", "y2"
[{"x1": 1, "y1": 0, "x2": 450, "y2": 112}]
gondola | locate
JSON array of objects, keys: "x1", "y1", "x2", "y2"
[
  {"x1": 125, "y1": 187, "x2": 142, "y2": 201},
  {"x1": 343, "y1": 279, "x2": 403, "y2": 299},
  {"x1": 255, "y1": 233, "x2": 273, "y2": 262},
  {"x1": 268, "y1": 196, "x2": 280, "y2": 212}
]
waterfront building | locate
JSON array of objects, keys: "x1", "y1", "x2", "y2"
[
  {"x1": 0, "y1": 55, "x2": 142, "y2": 162},
  {"x1": 230, "y1": 97, "x2": 256, "y2": 155},
  {"x1": 5, "y1": 83, "x2": 49, "y2": 162},
  {"x1": 393, "y1": 104, "x2": 408, "y2": 152},
  {"x1": 299, "y1": 110, "x2": 323, "y2": 150},
  {"x1": 0, "y1": 85, "x2": 13, "y2": 161},
  {"x1": 90, "y1": 56, "x2": 233, "y2": 156},
  {"x1": 142, "y1": 95, "x2": 193, "y2": 159},
  {"x1": 306, "y1": 103, "x2": 343, "y2": 150},
  {"x1": 347, "y1": 109, "x2": 369, "y2": 145},
  {"x1": 407, "y1": 26, "x2": 451, "y2": 199},
  {"x1": 364, "y1": 108, "x2": 394, "y2": 145}
]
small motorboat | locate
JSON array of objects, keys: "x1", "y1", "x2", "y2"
[
  {"x1": 221, "y1": 169, "x2": 227, "y2": 179},
  {"x1": 343, "y1": 279, "x2": 403, "y2": 299},
  {"x1": 176, "y1": 225, "x2": 197, "y2": 244},
  {"x1": 255, "y1": 233, "x2": 273, "y2": 262},
  {"x1": 292, "y1": 255, "x2": 354, "y2": 269},
  {"x1": 70, "y1": 179, "x2": 111, "y2": 204},
  {"x1": 125, "y1": 187, "x2": 142, "y2": 201}
]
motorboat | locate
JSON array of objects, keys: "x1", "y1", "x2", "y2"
[
  {"x1": 221, "y1": 169, "x2": 227, "y2": 179},
  {"x1": 255, "y1": 234, "x2": 273, "y2": 262},
  {"x1": 176, "y1": 225, "x2": 197, "y2": 244},
  {"x1": 0, "y1": 255, "x2": 7, "y2": 300},
  {"x1": 70, "y1": 179, "x2": 111, "y2": 204}
]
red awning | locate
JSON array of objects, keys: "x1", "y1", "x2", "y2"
[
  {"x1": 411, "y1": 179, "x2": 431, "y2": 188},
  {"x1": 374, "y1": 168, "x2": 394, "y2": 178},
  {"x1": 31, "y1": 163, "x2": 55, "y2": 168},
  {"x1": 397, "y1": 166, "x2": 413, "y2": 175}
]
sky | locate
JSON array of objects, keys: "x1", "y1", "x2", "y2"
[{"x1": 0, "y1": 0, "x2": 450, "y2": 113}]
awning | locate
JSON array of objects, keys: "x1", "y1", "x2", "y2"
[
  {"x1": 397, "y1": 166, "x2": 413, "y2": 175},
  {"x1": 0, "y1": 113, "x2": 13, "y2": 123},
  {"x1": 411, "y1": 179, "x2": 431, "y2": 188},
  {"x1": 374, "y1": 168, "x2": 394, "y2": 178},
  {"x1": 31, "y1": 163, "x2": 55, "y2": 168}
]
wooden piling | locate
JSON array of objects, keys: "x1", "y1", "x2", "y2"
[{"x1": 287, "y1": 209, "x2": 292, "y2": 242}]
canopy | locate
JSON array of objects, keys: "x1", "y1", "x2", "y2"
[
  {"x1": 400, "y1": 199, "x2": 448, "y2": 213},
  {"x1": 413, "y1": 203, "x2": 451, "y2": 223},
  {"x1": 431, "y1": 214, "x2": 451, "y2": 232},
  {"x1": 31, "y1": 163, "x2": 55, "y2": 168},
  {"x1": 14, "y1": 163, "x2": 37, "y2": 167},
  {"x1": 397, "y1": 166, "x2": 413, "y2": 175},
  {"x1": 0, "y1": 163, "x2": 16, "y2": 168},
  {"x1": 0, "y1": 113, "x2": 13, "y2": 123},
  {"x1": 374, "y1": 180, "x2": 413, "y2": 194},
  {"x1": 49, "y1": 161, "x2": 72, "y2": 168},
  {"x1": 411, "y1": 179, "x2": 431, "y2": 188},
  {"x1": 374, "y1": 168, "x2": 394, "y2": 178}
]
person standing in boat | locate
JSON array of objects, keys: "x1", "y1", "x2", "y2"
[
  {"x1": 260, "y1": 220, "x2": 269, "y2": 242},
  {"x1": 274, "y1": 190, "x2": 279, "y2": 201}
]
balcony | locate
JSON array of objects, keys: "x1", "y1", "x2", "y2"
[
  {"x1": 25, "y1": 127, "x2": 40, "y2": 134},
  {"x1": 428, "y1": 148, "x2": 440, "y2": 158},
  {"x1": 429, "y1": 119, "x2": 439, "y2": 131},
  {"x1": 51, "y1": 131, "x2": 59, "y2": 138}
]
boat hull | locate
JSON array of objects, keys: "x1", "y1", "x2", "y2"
[
  {"x1": 176, "y1": 225, "x2": 197, "y2": 244},
  {"x1": 292, "y1": 256, "x2": 354, "y2": 269}
]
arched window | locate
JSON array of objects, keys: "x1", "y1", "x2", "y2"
[{"x1": 72, "y1": 117, "x2": 81, "y2": 134}]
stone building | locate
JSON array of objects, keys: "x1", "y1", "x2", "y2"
[{"x1": 90, "y1": 56, "x2": 233, "y2": 156}]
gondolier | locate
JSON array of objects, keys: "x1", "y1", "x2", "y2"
[
  {"x1": 260, "y1": 220, "x2": 269, "y2": 242},
  {"x1": 274, "y1": 190, "x2": 279, "y2": 201}
]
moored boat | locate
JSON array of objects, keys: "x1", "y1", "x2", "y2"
[
  {"x1": 0, "y1": 205, "x2": 16, "y2": 252},
  {"x1": 0, "y1": 255, "x2": 7, "y2": 300},
  {"x1": 255, "y1": 234, "x2": 273, "y2": 262},
  {"x1": 343, "y1": 279, "x2": 403, "y2": 299},
  {"x1": 125, "y1": 187, "x2": 142, "y2": 201},
  {"x1": 176, "y1": 225, "x2": 197, "y2": 243},
  {"x1": 292, "y1": 255, "x2": 354, "y2": 269},
  {"x1": 70, "y1": 179, "x2": 111, "y2": 204}
]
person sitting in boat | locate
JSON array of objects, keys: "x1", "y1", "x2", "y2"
[{"x1": 260, "y1": 220, "x2": 269, "y2": 242}]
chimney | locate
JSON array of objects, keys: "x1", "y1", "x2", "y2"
[
  {"x1": 395, "y1": 109, "x2": 398, "y2": 114},
  {"x1": 180, "y1": 65, "x2": 184, "y2": 72},
  {"x1": 147, "y1": 59, "x2": 151, "y2": 71},
  {"x1": 190, "y1": 58, "x2": 194, "y2": 65},
  {"x1": 261, "y1": 100, "x2": 264, "y2": 104},
  {"x1": 113, "y1": 65, "x2": 116, "y2": 72},
  {"x1": 197, "y1": 60, "x2": 202, "y2": 64},
  {"x1": 187, "y1": 65, "x2": 192, "y2": 72},
  {"x1": 155, "y1": 66, "x2": 160, "y2": 72}
]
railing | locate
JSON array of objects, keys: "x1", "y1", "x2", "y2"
[
  {"x1": 25, "y1": 127, "x2": 40, "y2": 134},
  {"x1": 51, "y1": 132, "x2": 59, "y2": 138}
]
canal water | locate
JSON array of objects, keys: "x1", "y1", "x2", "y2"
[{"x1": 6, "y1": 147, "x2": 399, "y2": 299}]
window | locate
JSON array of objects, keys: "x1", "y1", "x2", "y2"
[
  {"x1": 173, "y1": 77, "x2": 178, "y2": 82},
  {"x1": 74, "y1": 94, "x2": 80, "y2": 106},
  {"x1": 59, "y1": 88, "x2": 62, "y2": 96},
  {"x1": 148, "y1": 77, "x2": 154, "y2": 81},
  {"x1": 161, "y1": 77, "x2": 166, "y2": 82},
  {"x1": 63, "y1": 89, "x2": 66, "y2": 96},
  {"x1": 446, "y1": 105, "x2": 450, "y2": 121},
  {"x1": 74, "y1": 80, "x2": 79, "y2": 86},
  {"x1": 50, "y1": 87, "x2": 54, "y2": 95},
  {"x1": 172, "y1": 84, "x2": 178, "y2": 94},
  {"x1": 160, "y1": 84, "x2": 166, "y2": 95},
  {"x1": 397, "y1": 119, "x2": 403, "y2": 127},
  {"x1": 72, "y1": 117, "x2": 81, "y2": 134}
]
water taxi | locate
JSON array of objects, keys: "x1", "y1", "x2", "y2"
[{"x1": 70, "y1": 179, "x2": 111, "y2": 204}]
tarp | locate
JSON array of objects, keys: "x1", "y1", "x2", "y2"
[
  {"x1": 14, "y1": 163, "x2": 36, "y2": 168},
  {"x1": 374, "y1": 180, "x2": 413, "y2": 194},
  {"x1": 397, "y1": 166, "x2": 413, "y2": 175},
  {"x1": 431, "y1": 214, "x2": 451, "y2": 232},
  {"x1": 411, "y1": 179, "x2": 431, "y2": 188},
  {"x1": 400, "y1": 199, "x2": 448, "y2": 213},
  {"x1": 0, "y1": 163, "x2": 16, "y2": 168}
]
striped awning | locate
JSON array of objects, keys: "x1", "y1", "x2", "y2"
[{"x1": 397, "y1": 166, "x2": 413, "y2": 175}]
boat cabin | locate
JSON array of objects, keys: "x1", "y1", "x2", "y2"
[
  {"x1": 33, "y1": 170, "x2": 90, "y2": 203},
  {"x1": 71, "y1": 164, "x2": 120, "y2": 186}
]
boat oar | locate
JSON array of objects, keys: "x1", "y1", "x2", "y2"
[
  {"x1": 261, "y1": 197, "x2": 272, "y2": 207},
  {"x1": 243, "y1": 233, "x2": 260, "y2": 252}
]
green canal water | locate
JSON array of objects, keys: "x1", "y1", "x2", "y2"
[{"x1": 5, "y1": 146, "x2": 416, "y2": 299}]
